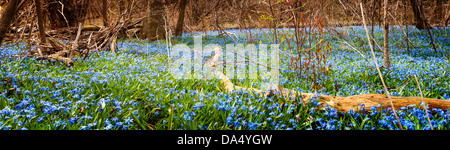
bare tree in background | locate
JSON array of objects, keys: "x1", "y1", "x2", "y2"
[
  {"x1": 0, "y1": 0, "x2": 21, "y2": 46},
  {"x1": 433, "y1": 0, "x2": 446, "y2": 25},
  {"x1": 371, "y1": 0, "x2": 377, "y2": 47},
  {"x1": 35, "y1": 0, "x2": 46, "y2": 44},
  {"x1": 141, "y1": 0, "x2": 166, "y2": 40},
  {"x1": 383, "y1": 0, "x2": 390, "y2": 69},
  {"x1": 189, "y1": 0, "x2": 202, "y2": 26},
  {"x1": 403, "y1": 0, "x2": 410, "y2": 53},
  {"x1": 102, "y1": 0, "x2": 109, "y2": 26},
  {"x1": 45, "y1": 0, "x2": 90, "y2": 29},
  {"x1": 175, "y1": 0, "x2": 187, "y2": 37},
  {"x1": 409, "y1": 0, "x2": 430, "y2": 30}
]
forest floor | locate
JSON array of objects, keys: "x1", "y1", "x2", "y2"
[{"x1": 0, "y1": 26, "x2": 449, "y2": 130}]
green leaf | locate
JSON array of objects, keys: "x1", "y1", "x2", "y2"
[{"x1": 132, "y1": 114, "x2": 147, "y2": 130}]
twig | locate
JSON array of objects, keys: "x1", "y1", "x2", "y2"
[
  {"x1": 110, "y1": 35, "x2": 117, "y2": 54},
  {"x1": 36, "y1": 46, "x2": 43, "y2": 57},
  {"x1": 57, "y1": 1, "x2": 70, "y2": 28},
  {"x1": 83, "y1": 32, "x2": 93, "y2": 60},
  {"x1": 413, "y1": 75, "x2": 433, "y2": 130},
  {"x1": 164, "y1": 10, "x2": 170, "y2": 56},
  {"x1": 68, "y1": 23, "x2": 83, "y2": 65},
  {"x1": 339, "y1": 40, "x2": 366, "y2": 58},
  {"x1": 338, "y1": 0, "x2": 347, "y2": 10},
  {"x1": 170, "y1": 105, "x2": 174, "y2": 130},
  {"x1": 360, "y1": 3, "x2": 403, "y2": 130}
]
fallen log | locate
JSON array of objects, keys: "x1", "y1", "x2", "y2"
[
  {"x1": 46, "y1": 50, "x2": 73, "y2": 65},
  {"x1": 281, "y1": 90, "x2": 450, "y2": 113},
  {"x1": 207, "y1": 46, "x2": 450, "y2": 113}
]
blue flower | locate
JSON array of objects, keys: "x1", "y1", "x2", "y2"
[
  {"x1": 252, "y1": 109, "x2": 259, "y2": 115},
  {"x1": 444, "y1": 93, "x2": 449, "y2": 100},
  {"x1": 193, "y1": 102, "x2": 205, "y2": 110},
  {"x1": 309, "y1": 107, "x2": 316, "y2": 115},
  {"x1": 80, "y1": 126, "x2": 89, "y2": 130},
  {"x1": 111, "y1": 117, "x2": 119, "y2": 122},
  {"x1": 289, "y1": 119, "x2": 295, "y2": 124},
  {"x1": 269, "y1": 111, "x2": 275, "y2": 116},
  {"x1": 37, "y1": 117, "x2": 44, "y2": 123},
  {"x1": 234, "y1": 120, "x2": 241, "y2": 128},
  {"x1": 23, "y1": 90, "x2": 31, "y2": 95},
  {"x1": 287, "y1": 108, "x2": 293, "y2": 114},
  {"x1": 124, "y1": 117, "x2": 134, "y2": 125},
  {"x1": 226, "y1": 117, "x2": 233, "y2": 125},
  {"x1": 371, "y1": 106, "x2": 377, "y2": 111},
  {"x1": 69, "y1": 117, "x2": 78, "y2": 125}
]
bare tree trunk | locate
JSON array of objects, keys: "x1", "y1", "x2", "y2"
[
  {"x1": 0, "y1": 0, "x2": 21, "y2": 46},
  {"x1": 378, "y1": 0, "x2": 382, "y2": 30},
  {"x1": 102, "y1": 0, "x2": 109, "y2": 26},
  {"x1": 433, "y1": 0, "x2": 445, "y2": 25},
  {"x1": 268, "y1": 0, "x2": 277, "y2": 44},
  {"x1": 383, "y1": 0, "x2": 390, "y2": 69},
  {"x1": 35, "y1": 0, "x2": 46, "y2": 44},
  {"x1": 409, "y1": 0, "x2": 430, "y2": 30},
  {"x1": 46, "y1": 0, "x2": 90, "y2": 29},
  {"x1": 403, "y1": 0, "x2": 410, "y2": 53},
  {"x1": 371, "y1": 0, "x2": 376, "y2": 47},
  {"x1": 140, "y1": 0, "x2": 166, "y2": 40},
  {"x1": 175, "y1": 0, "x2": 187, "y2": 37},
  {"x1": 418, "y1": 1, "x2": 438, "y2": 53}
]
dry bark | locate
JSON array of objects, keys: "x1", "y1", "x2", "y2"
[
  {"x1": 383, "y1": 0, "x2": 390, "y2": 68},
  {"x1": 433, "y1": 0, "x2": 445, "y2": 25},
  {"x1": 102, "y1": 0, "x2": 109, "y2": 26},
  {"x1": 174, "y1": 0, "x2": 187, "y2": 37},
  {"x1": 0, "y1": 0, "x2": 21, "y2": 45},
  {"x1": 140, "y1": 0, "x2": 166, "y2": 40},
  {"x1": 409, "y1": 0, "x2": 430, "y2": 30},
  {"x1": 35, "y1": 0, "x2": 46, "y2": 45},
  {"x1": 45, "y1": 0, "x2": 90, "y2": 29}
]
